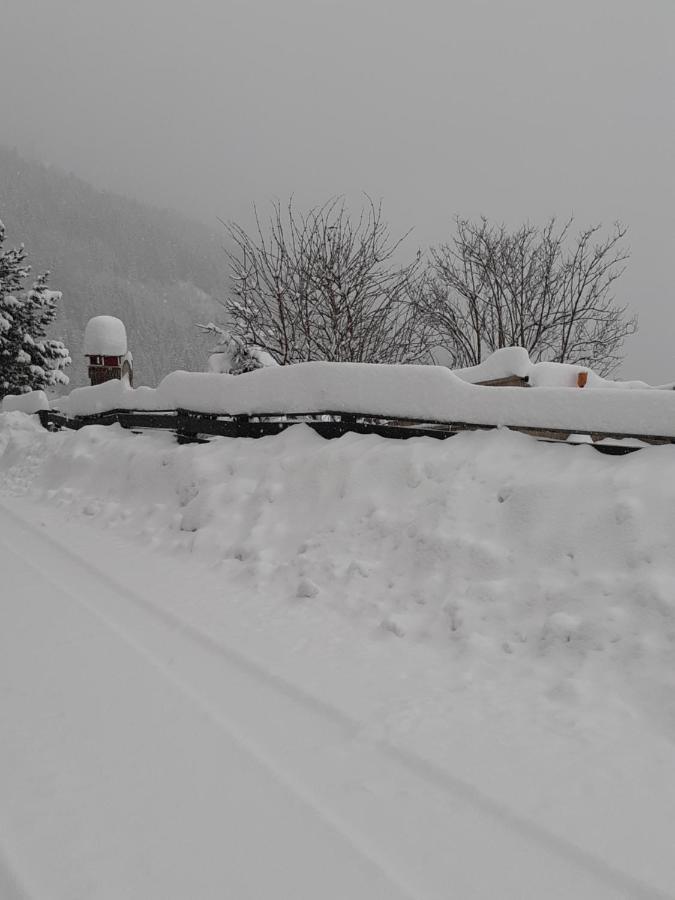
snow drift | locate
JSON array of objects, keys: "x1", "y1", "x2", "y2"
[{"x1": 2, "y1": 411, "x2": 674, "y2": 736}]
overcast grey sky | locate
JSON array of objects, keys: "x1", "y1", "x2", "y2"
[{"x1": 1, "y1": 0, "x2": 673, "y2": 379}]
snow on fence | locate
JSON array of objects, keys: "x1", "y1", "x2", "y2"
[
  {"x1": 1, "y1": 390, "x2": 50, "y2": 415},
  {"x1": 24, "y1": 359, "x2": 675, "y2": 454}
]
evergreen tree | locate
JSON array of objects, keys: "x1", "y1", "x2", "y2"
[{"x1": 0, "y1": 220, "x2": 70, "y2": 398}]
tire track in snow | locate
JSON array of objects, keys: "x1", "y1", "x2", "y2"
[
  {"x1": 0, "y1": 511, "x2": 423, "y2": 900},
  {"x1": 1, "y1": 496, "x2": 672, "y2": 900}
]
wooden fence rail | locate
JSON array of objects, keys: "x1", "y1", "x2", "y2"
[{"x1": 36, "y1": 407, "x2": 675, "y2": 455}]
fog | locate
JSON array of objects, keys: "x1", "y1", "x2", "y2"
[{"x1": 1, "y1": 0, "x2": 673, "y2": 380}]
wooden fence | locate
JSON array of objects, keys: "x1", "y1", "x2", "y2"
[{"x1": 36, "y1": 407, "x2": 675, "y2": 455}]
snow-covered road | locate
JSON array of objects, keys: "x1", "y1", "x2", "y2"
[{"x1": 1, "y1": 494, "x2": 672, "y2": 900}]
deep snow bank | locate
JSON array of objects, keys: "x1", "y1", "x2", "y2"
[{"x1": 1, "y1": 411, "x2": 675, "y2": 740}]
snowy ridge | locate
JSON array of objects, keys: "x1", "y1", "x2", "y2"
[{"x1": 56, "y1": 360, "x2": 675, "y2": 438}]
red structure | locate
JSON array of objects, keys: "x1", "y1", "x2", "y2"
[
  {"x1": 87, "y1": 355, "x2": 133, "y2": 386},
  {"x1": 84, "y1": 316, "x2": 133, "y2": 386}
]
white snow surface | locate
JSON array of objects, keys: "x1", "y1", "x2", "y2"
[
  {"x1": 453, "y1": 346, "x2": 532, "y2": 382},
  {"x1": 453, "y1": 347, "x2": 653, "y2": 389},
  {"x1": 528, "y1": 361, "x2": 651, "y2": 390},
  {"x1": 83, "y1": 315, "x2": 128, "y2": 356},
  {"x1": 0, "y1": 390, "x2": 49, "y2": 414},
  {"x1": 57, "y1": 360, "x2": 675, "y2": 437},
  {"x1": 61, "y1": 376, "x2": 163, "y2": 415},
  {"x1": 1, "y1": 412, "x2": 675, "y2": 897}
]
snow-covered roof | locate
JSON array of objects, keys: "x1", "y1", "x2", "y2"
[{"x1": 83, "y1": 316, "x2": 128, "y2": 356}]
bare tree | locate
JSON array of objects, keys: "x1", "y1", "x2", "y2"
[
  {"x1": 422, "y1": 218, "x2": 637, "y2": 375},
  {"x1": 221, "y1": 197, "x2": 431, "y2": 365}
]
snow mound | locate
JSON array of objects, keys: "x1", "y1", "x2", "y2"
[
  {"x1": 528, "y1": 361, "x2": 650, "y2": 390},
  {"x1": 2, "y1": 415, "x2": 675, "y2": 742},
  {"x1": 61, "y1": 377, "x2": 163, "y2": 417},
  {"x1": 453, "y1": 347, "x2": 531, "y2": 383},
  {"x1": 1, "y1": 390, "x2": 49, "y2": 414},
  {"x1": 83, "y1": 316, "x2": 128, "y2": 356},
  {"x1": 454, "y1": 348, "x2": 654, "y2": 390}
]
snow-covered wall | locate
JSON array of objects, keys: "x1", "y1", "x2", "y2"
[{"x1": 57, "y1": 361, "x2": 675, "y2": 438}]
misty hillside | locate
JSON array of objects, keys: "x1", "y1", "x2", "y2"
[{"x1": 0, "y1": 146, "x2": 229, "y2": 388}]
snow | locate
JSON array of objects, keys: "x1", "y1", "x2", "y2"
[
  {"x1": 1, "y1": 390, "x2": 49, "y2": 414},
  {"x1": 2, "y1": 413, "x2": 675, "y2": 896},
  {"x1": 251, "y1": 347, "x2": 279, "y2": 368},
  {"x1": 61, "y1": 376, "x2": 164, "y2": 416},
  {"x1": 207, "y1": 344, "x2": 277, "y2": 374},
  {"x1": 57, "y1": 360, "x2": 675, "y2": 438},
  {"x1": 528, "y1": 361, "x2": 651, "y2": 390},
  {"x1": 199, "y1": 322, "x2": 279, "y2": 375},
  {"x1": 28, "y1": 287, "x2": 62, "y2": 305},
  {"x1": 208, "y1": 352, "x2": 233, "y2": 373},
  {"x1": 453, "y1": 346, "x2": 532, "y2": 382},
  {"x1": 83, "y1": 315, "x2": 128, "y2": 356},
  {"x1": 454, "y1": 347, "x2": 654, "y2": 389},
  {"x1": 0, "y1": 509, "x2": 415, "y2": 900}
]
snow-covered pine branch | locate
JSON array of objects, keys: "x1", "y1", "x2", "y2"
[{"x1": 0, "y1": 222, "x2": 70, "y2": 397}]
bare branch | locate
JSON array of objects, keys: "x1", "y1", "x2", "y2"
[
  {"x1": 220, "y1": 197, "x2": 432, "y2": 365},
  {"x1": 421, "y1": 218, "x2": 635, "y2": 375}
]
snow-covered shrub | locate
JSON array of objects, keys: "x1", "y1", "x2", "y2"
[{"x1": 197, "y1": 322, "x2": 277, "y2": 375}]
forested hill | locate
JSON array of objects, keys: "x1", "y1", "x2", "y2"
[{"x1": 0, "y1": 145, "x2": 229, "y2": 388}]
